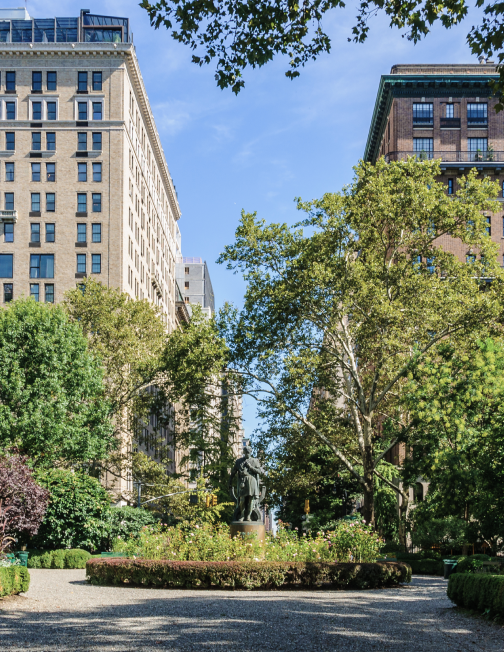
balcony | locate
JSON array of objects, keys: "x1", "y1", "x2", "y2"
[
  {"x1": 467, "y1": 117, "x2": 488, "y2": 128},
  {"x1": 0, "y1": 210, "x2": 17, "y2": 223},
  {"x1": 440, "y1": 117, "x2": 461, "y2": 129},
  {"x1": 413, "y1": 117, "x2": 433, "y2": 128},
  {"x1": 385, "y1": 151, "x2": 504, "y2": 167}
]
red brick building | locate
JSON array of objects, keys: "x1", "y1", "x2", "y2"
[{"x1": 364, "y1": 63, "x2": 504, "y2": 265}]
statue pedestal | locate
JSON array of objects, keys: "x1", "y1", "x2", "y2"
[{"x1": 230, "y1": 521, "x2": 266, "y2": 542}]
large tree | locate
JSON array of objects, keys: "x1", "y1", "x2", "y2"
[
  {"x1": 218, "y1": 157, "x2": 504, "y2": 529},
  {"x1": 401, "y1": 338, "x2": 504, "y2": 553},
  {"x1": 0, "y1": 299, "x2": 114, "y2": 467},
  {"x1": 141, "y1": 0, "x2": 504, "y2": 96}
]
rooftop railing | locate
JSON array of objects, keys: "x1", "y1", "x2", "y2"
[{"x1": 385, "y1": 151, "x2": 504, "y2": 163}]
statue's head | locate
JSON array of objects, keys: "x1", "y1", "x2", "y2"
[{"x1": 243, "y1": 445, "x2": 252, "y2": 458}]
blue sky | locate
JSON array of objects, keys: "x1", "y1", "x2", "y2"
[{"x1": 22, "y1": 0, "x2": 485, "y2": 437}]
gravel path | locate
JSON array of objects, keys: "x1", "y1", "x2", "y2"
[{"x1": 1, "y1": 570, "x2": 503, "y2": 651}]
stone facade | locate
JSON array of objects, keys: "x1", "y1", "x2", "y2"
[{"x1": 0, "y1": 41, "x2": 181, "y2": 332}]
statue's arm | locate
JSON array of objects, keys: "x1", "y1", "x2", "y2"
[{"x1": 228, "y1": 463, "x2": 237, "y2": 487}]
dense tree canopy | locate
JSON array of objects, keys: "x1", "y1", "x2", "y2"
[
  {"x1": 402, "y1": 338, "x2": 504, "y2": 553},
  {"x1": 141, "y1": 0, "x2": 504, "y2": 96},
  {"x1": 0, "y1": 299, "x2": 114, "y2": 467},
  {"x1": 218, "y1": 158, "x2": 504, "y2": 534}
]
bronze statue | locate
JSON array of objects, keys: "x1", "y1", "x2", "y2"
[{"x1": 229, "y1": 445, "x2": 266, "y2": 522}]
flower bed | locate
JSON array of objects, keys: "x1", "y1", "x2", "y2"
[
  {"x1": 447, "y1": 573, "x2": 504, "y2": 617},
  {"x1": 0, "y1": 566, "x2": 30, "y2": 597},
  {"x1": 112, "y1": 518, "x2": 382, "y2": 563},
  {"x1": 86, "y1": 558, "x2": 411, "y2": 590}
]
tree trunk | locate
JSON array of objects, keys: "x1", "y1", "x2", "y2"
[
  {"x1": 362, "y1": 445, "x2": 375, "y2": 526},
  {"x1": 398, "y1": 487, "x2": 409, "y2": 551}
]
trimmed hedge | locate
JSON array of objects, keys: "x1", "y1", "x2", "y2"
[
  {"x1": 86, "y1": 559, "x2": 411, "y2": 590},
  {"x1": 408, "y1": 559, "x2": 444, "y2": 576},
  {"x1": 27, "y1": 549, "x2": 91, "y2": 569},
  {"x1": 448, "y1": 573, "x2": 504, "y2": 617},
  {"x1": 0, "y1": 566, "x2": 30, "y2": 597}
]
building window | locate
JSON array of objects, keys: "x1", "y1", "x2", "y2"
[
  {"x1": 5, "y1": 193, "x2": 14, "y2": 210},
  {"x1": 31, "y1": 163, "x2": 40, "y2": 182},
  {"x1": 31, "y1": 223, "x2": 40, "y2": 243},
  {"x1": 448, "y1": 178, "x2": 454, "y2": 195},
  {"x1": 47, "y1": 101, "x2": 57, "y2": 121},
  {"x1": 92, "y1": 162, "x2": 101, "y2": 182},
  {"x1": 78, "y1": 102, "x2": 88, "y2": 120},
  {"x1": 468, "y1": 138, "x2": 488, "y2": 161},
  {"x1": 5, "y1": 101, "x2": 15, "y2": 120},
  {"x1": 92, "y1": 71, "x2": 102, "y2": 91},
  {"x1": 413, "y1": 103, "x2": 433, "y2": 125},
  {"x1": 92, "y1": 102, "x2": 102, "y2": 120},
  {"x1": 4, "y1": 223, "x2": 13, "y2": 243},
  {"x1": 31, "y1": 193, "x2": 40, "y2": 212},
  {"x1": 77, "y1": 223, "x2": 87, "y2": 242},
  {"x1": 47, "y1": 71, "x2": 57, "y2": 91},
  {"x1": 30, "y1": 254, "x2": 54, "y2": 278},
  {"x1": 32, "y1": 102, "x2": 42, "y2": 120},
  {"x1": 5, "y1": 162, "x2": 14, "y2": 182},
  {"x1": 78, "y1": 163, "x2": 87, "y2": 182},
  {"x1": 0, "y1": 254, "x2": 13, "y2": 278},
  {"x1": 78, "y1": 71, "x2": 88, "y2": 92},
  {"x1": 92, "y1": 132, "x2": 102, "y2": 150},
  {"x1": 467, "y1": 103, "x2": 488, "y2": 125},
  {"x1": 92, "y1": 254, "x2": 101, "y2": 274},
  {"x1": 486, "y1": 216, "x2": 491, "y2": 236},
  {"x1": 92, "y1": 193, "x2": 102, "y2": 212},
  {"x1": 185, "y1": 266, "x2": 189, "y2": 274},
  {"x1": 6, "y1": 72, "x2": 15, "y2": 92},
  {"x1": 6, "y1": 132, "x2": 15, "y2": 150},
  {"x1": 46, "y1": 193, "x2": 55, "y2": 212},
  {"x1": 413, "y1": 138, "x2": 433, "y2": 159},
  {"x1": 78, "y1": 132, "x2": 87, "y2": 151},
  {"x1": 46, "y1": 132, "x2": 55, "y2": 151},
  {"x1": 46, "y1": 163, "x2": 55, "y2": 182},
  {"x1": 45, "y1": 223, "x2": 55, "y2": 243},
  {"x1": 32, "y1": 71, "x2": 42, "y2": 91},
  {"x1": 92, "y1": 223, "x2": 101, "y2": 243},
  {"x1": 185, "y1": 281, "x2": 189, "y2": 288},
  {"x1": 32, "y1": 132, "x2": 41, "y2": 151},
  {"x1": 446, "y1": 103, "x2": 454, "y2": 118},
  {"x1": 77, "y1": 254, "x2": 86, "y2": 274},
  {"x1": 3, "y1": 283, "x2": 13, "y2": 303},
  {"x1": 44, "y1": 284, "x2": 54, "y2": 303},
  {"x1": 30, "y1": 284, "x2": 39, "y2": 301},
  {"x1": 184, "y1": 296, "x2": 190, "y2": 304},
  {"x1": 77, "y1": 194, "x2": 87, "y2": 213},
  {"x1": 466, "y1": 254, "x2": 476, "y2": 265}
]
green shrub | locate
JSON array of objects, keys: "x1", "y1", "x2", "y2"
[
  {"x1": 456, "y1": 554, "x2": 491, "y2": 574},
  {"x1": 395, "y1": 551, "x2": 442, "y2": 562},
  {"x1": 87, "y1": 559, "x2": 411, "y2": 590},
  {"x1": 64, "y1": 549, "x2": 91, "y2": 569},
  {"x1": 51, "y1": 549, "x2": 66, "y2": 569},
  {"x1": 408, "y1": 559, "x2": 444, "y2": 576},
  {"x1": 107, "y1": 507, "x2": 158, "y2": 548},
  {"x1": 32, "y1": 470, "x2": 112, "y2": 551},
  {"x1": 448, "y1": 573, "x2": 504, "y2": 617},
  {"x1": 0, "y1": 566, "x2": 30, "y2": 596},
  {"x1": 26, "y1": 548, "x2": 91, "y2": 569}
]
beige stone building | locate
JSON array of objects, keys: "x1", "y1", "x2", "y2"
[{"x1": 0, "y1": 9, "x2": 181, "y2": 333}]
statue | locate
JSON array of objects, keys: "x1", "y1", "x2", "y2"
[{"x1": 229, "y1": 445, "x2": 266, "y2": 522}]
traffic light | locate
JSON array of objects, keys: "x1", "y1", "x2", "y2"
[
  {"x1": 211, "y1": 494, "x2": 217, "y2": 507},
  {"x1": 304, "y1": 499, "x2": 310, "y2": 514},
  {"x1": 205, "y1": 495, "x2": 211, "y2": 508}
]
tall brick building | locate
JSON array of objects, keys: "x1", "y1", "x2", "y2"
[
  {"x1": 0, "y1": 8, "x2": 181, "y2": 332},
  {"x1": 365, "y1": 63, "x2": 504, "y2": 265}
]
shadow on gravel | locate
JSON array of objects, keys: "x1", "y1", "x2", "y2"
[{"x1": 0, "y1": 577, "x2": 499, "y2": 652}]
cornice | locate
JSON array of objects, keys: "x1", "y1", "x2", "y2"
[{"x1": 364, "y1": 72, "x2": 500, "y2": 164}]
